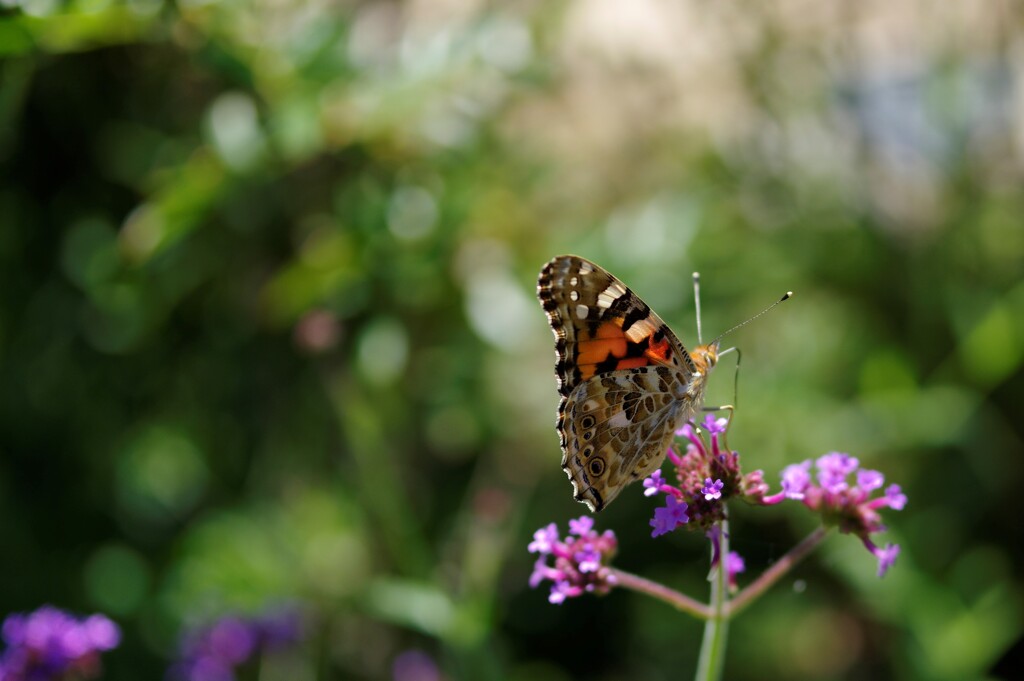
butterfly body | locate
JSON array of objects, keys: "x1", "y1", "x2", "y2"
[{"x1": 538, "y1": 255, "x2": 719, "y2": 511}]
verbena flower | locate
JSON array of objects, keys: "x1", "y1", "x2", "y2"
[
  {"x1": 0, "y1": 605, "x2": 120, "y2": 681},
  {"x1": 528, "y1": 516, "x2": 618, "y2": 604},
  {"x1": 726, "y1": 552, "x2": 746, "y2": 593},
  {"x1": 643, "y1": 415, "x2": 768, "y2": 536},
  {"x1": 392, "y1": 649, "x2": 441, "y2": 681},
  {"x1": 763, "y1": 453, "x2": 907, "y2": 577},
  {"x1": 168, "y1": 607, "x2": 304, "y2": 681}
]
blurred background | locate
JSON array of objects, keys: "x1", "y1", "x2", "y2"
[{"x1": 1, "y1": 0, "x2": 1022, "y2": 679}]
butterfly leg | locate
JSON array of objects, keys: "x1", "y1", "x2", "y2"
[{"x1": 701, "y1": 347, "x2": 742, "y2": 439}]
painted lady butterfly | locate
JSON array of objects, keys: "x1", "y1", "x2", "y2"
[{"x1": 537, "y1": 255, "x2": 722, "y2": 512}]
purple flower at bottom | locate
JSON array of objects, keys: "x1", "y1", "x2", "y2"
[
  {"x1": 568, "y1": 516, "x2": 594, "y2": 537},
  {"x1": 650, "y1": 496, "x2": 690, "y2": 538},
  {"x1": 392, "y1": 649, "x2": 441, "y2": 681},
  {"x1": 527, "y1": 517, "x2": 618, "y2": 604},
  {"x1": 0, "y1": 606, "x2": 120, "y2": 681},
  {"x1": 527, "y1": 523, "x2": 559, "y2": 554},
  {"x1": 574, "y1": 544, "x2": 602, "y2": 573},
  {"x1": 863, "y1": 539, "x2": 901, "y2": 577},
  {"x1": 169, "y1": 606, "x2": 305, "y2": 681},
  {"x1": 206, "y1": 617, "x2": 256, "y2": 665},
  {"x1": 726, "y1": 551, "x2": 746, "y2": 592}
]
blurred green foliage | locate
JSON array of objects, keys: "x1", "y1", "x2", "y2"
[{"x1": 1, "y1": 1, "x2": 1022, "y2": 679}]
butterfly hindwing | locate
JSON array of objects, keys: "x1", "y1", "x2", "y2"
[{"x1": 562, "y1": 366, "x2": 687, "y2": 511}]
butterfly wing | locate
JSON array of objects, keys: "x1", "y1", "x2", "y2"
[
  {"x1": 562, "y1": 366, "x2": 693, "y2": 511},
  {"x1": 537, "y1": 255, "x2": 701, "y2": 511},
  {"x1": 537, "y1": 255, "x2": 696, "y2": 397}
]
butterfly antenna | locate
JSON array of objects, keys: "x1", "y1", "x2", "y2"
[
  {"x1": 693, "y1": 272, "x2": 704, "y2": 344},
  {"x1": 711, "y1": 291, "x2": 793, "y2": 345}
]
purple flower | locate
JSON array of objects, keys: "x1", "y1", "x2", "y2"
[
  {"x1": 169, "y1": 607, "x2": 305, "y2": 681},
  {"x1": 0, "y1": 606, "x2": 120, "y2": 681},
  {"x1": 726, "y1": 551, "x2": 746, "y2": 592},
  {"x1": 701, "y1": 414, "x2": 728, "y2": 435},
  {"x1": 816, "y1": 452, "x2": 860, "y2": 493},
  {"x1": 674, "y1": 422, "x2": 696, "y2": 438},
  {"x1": 643, "y1": 418, "x2": 756, "y2": 531},
  {"x1": 770, "y1": 453, "x2": 907, "y2": 578},
  {"x1": 642, "y1": 470, "x2": 665, "y2": 497},
  {"x1": 863, "y1": 539, "x2": 901, "y2": 577},
  {"x1": 780, "y1": 460, "x2": 812, "y2": 500},
  {"x1": 650, "y1": 496, "x2": 690, "y2": 537},
  {"x1": 856, "y1": 469, "x2": 884, "y2": 492},
  {"x1": 701, "y1": 478, "x2": 725, "y2": 501},
  {"x1": 884, "y1": 484, "x2": 907, "y2": 511},
  {"x1": 568, "y1": 516, "x2": 594, "y2": 537},
  {"x1": 527, "y1": 523, "x2": 559, "y2": 554},
  {"x1": 574, "y1": 544, "x2": 602, "y2": 573},
  {"x1": 726, "y1": 551, "x2": 745, "y2": 577},
  {"x1": 392, "y1": 649, "x2": 440, "y2": 681},
  {"x1": 527, "y1": 517, "x2": 618, "y2": 604}
]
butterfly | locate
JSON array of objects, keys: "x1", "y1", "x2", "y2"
[{"x1": 537, "y1": 255, "x2": 722, "y2": 512}]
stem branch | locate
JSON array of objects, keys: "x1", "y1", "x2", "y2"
[
  {"x1": 608, "y1": 568, "x2": 712, "y2": 620},
  {"x1": 726, "y1": 526, "x2": 830, "y2": 618}
]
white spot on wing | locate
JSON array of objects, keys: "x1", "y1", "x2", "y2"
[
  {"x1": 625, "y1": 318, "x2": 656, "y2": 342},
  {"x1": 607, "y1": 411, "x2": 630, "y2": 428},
  {"x1": 578, "y1": 262, "x2": 593, "y2": 274},
  {"x1": 575, "y1": 304, "x2": 589, "y2": 319},
  {"x1": 570, "y1": 290, "x2": 579, "y2": 301},
  {"x1": 596, "y1": 282, "x2": 626, "y2": 309}
]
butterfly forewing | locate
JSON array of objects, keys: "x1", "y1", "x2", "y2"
[{"x1": 537, "y1": 256, "x2": 695, "y2": 397}]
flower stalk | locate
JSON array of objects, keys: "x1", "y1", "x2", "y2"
[
  {"x1": 528, "y1": 414, "x2": 907, "y2": 676},
  {"x1": 696, "y1": 517, "x2": 730, "y2": 681}
]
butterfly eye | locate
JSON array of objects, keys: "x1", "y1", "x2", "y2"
[
  {"x1": 588, "y1": 458, "x2": 606, "y2": 477},
  {"x1": 580, "y1": 415, "x2": 596, "y2": 429},
  {"x1": 580, "y1": 445, "x2": 594, "y2": 458}
]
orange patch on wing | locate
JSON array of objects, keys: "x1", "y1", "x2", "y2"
[
  {"x1": 615, "y1": 357, "x2": 649, "y2": 370},
  {"x1": 576, "y1": 321, "x2": 634, "y2": 380},
  {"x1": 644, "y1": 335, "x2": 672, "y2": 364},
  {"x1": 577, "y1": 321, "x2": 627, "y2": 366}
]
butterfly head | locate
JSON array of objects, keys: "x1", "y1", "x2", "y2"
[{"x1": 690, "y1": 342, "x2": 720, "y2": 374}]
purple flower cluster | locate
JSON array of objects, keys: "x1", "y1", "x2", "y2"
[
  {"x1": 528, "y1": 516, "x2": 618, "y2": 604},
  {"x1": 0, "y1": 606, "x2": 120, "y2": 681},
  {"x1": 168, "y1": 607, "x2": 304, "y2": 681},
  {"x1": 766, "y1": 452, "x2": 907, "y2": 577},
  {"x1": 643, "y1": 415, "x2": 767, "y2": 537}
]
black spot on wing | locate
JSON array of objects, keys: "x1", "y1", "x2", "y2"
[{"x1": 620, "y1": 300, "x2": 651, "y2": 334}]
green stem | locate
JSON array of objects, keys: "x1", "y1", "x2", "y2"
[
  {"x1": 695, "y1": 515, "x2": 730, "y2": 681},
  {"x1": 726, "y1": 526, "x2": 830, "y2": 618}
]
